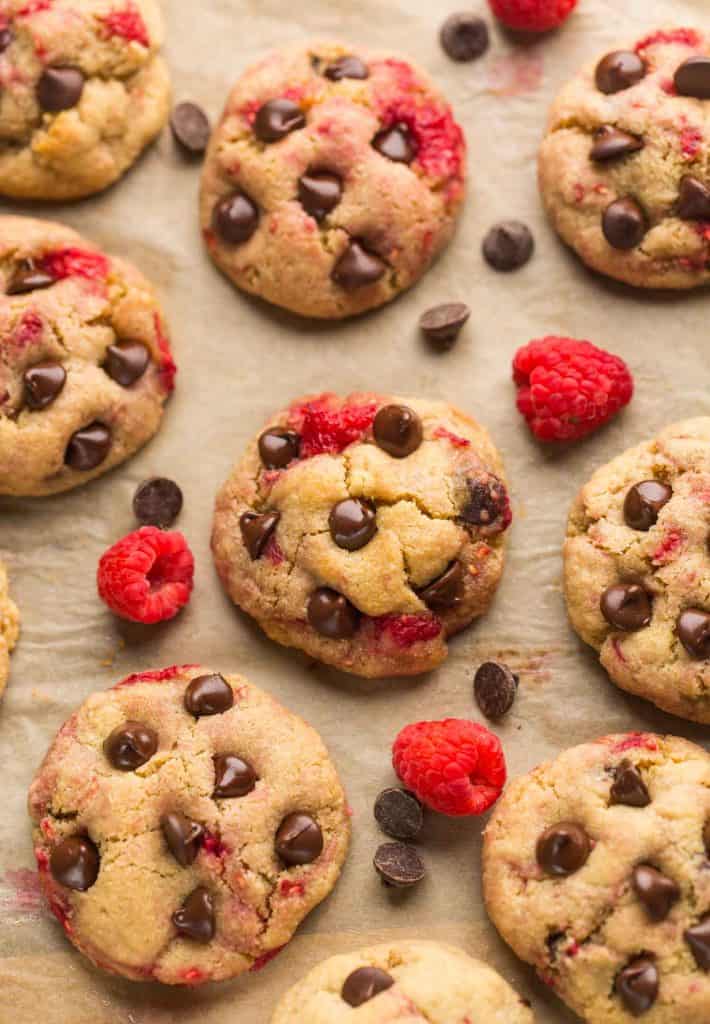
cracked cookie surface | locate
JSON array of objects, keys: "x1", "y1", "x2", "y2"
[
  {"x1": 564, "y1": 417, "x2": 710, "y2": 723},
  {"x1": 483, "y1": 733, "x2": 710, "y2": 1024},
  {"x1": 539, "y1": 27, "x2": 710, "y2": 289},
  {"x1": 0, "y1": 215, "x2": 176, "y2": 496},
  {"x1": 28, "y1": 664, "x2": 350, "y2": 985},
  {"x1": 0, "y1": 0, "x2": 170, "y2": 200},
  {"x1": 270, "y1": 939, "x2": 535, "y2": 1022},
  {"x1": 199, "y1": 40, "x2": 466, "y2": 319},
  {"x1": 0, "y1": 558, "x2": 19, "y2": 697}
]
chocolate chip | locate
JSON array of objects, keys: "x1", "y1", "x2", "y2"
[
  {"x1": 6, "y1": 261, "x2": 54, "y2": 295},
  {"x1": 373, "y1": 841, "x2": 425, "y2": 888},
  {"x1": 258, "y1": 427, "x2": 300, "y2": 469},
  {"x1": 307, "y1": 587, "x2": 360, "y2": 639},
  {"x1": 600, "y1": 584, "x2": 652, "y2": 632},
  {"x1": 254, "y1": 98, "x2": 305, "y2": 143},
  {"x1": 418, "y1": 562, "x2": 464, "y2": 612},
  {"x1": 212, "y1": 754, "x2": 257, "y2": 798},
  {"x1": 240, "y1": 510, "x2": 280, "y2": 559},
  {"x1": 536, "y1": 822, "x2": 591, "y2": 877},
  {"x1": 677, "y1": 608, "x2": 710, "y2": 659},
  {"x1": 474, "y1": 661, "x2": 519, "y2": 719},
  {"x1": 373, "y1": 404, "x2": 423, "y2": 458},
  {"x1": 623, "y1": 481, "x2": 672, "y2": 531},
  {"x1": 23, "y1": 362, "x2": 66, "y2": 411},
  {"x1": 675, "y1": 56, "x2": 710, "y2": 99},
  {"x1": 161, "y1": 812, "x2": 204, "y2": 867},
  {"x1": 419, "y1": 303, "x2": 471, "y2": 350},
  {"x1": 172, "y1": 886, "x2": 215, "y2": 942},
  {"x1": 0, "y1": 27, "x2": 13, "y2": 53},
  {"x1": 440, "y1": 13, "x2": 489, "y2": 61},
  {"x1": 329, "y1": 498, "x2": 377, "y2": 551},
  {"x1": 104, "y1": 720, "x2": 158, "y2": 771},
  {"x1": 341, "y1": 967, "x2": 394, "y2": 1007},
  {"x1": 298, "y1": 170, "x2": 343, "y2": 221},
  {"x1": 615, "y1": 958, "x2": 658, "y2": 1015},
  {"x1": 37, "y1": 66, "x2": 85, "y2": 111},
  {"x1": 275, "y1": 812, "x2": 323, "y2": 866},
  {"x1": 602, "y1": 197, "x2": 647, "y2": 250},
  {"x1": 482, "y1": 221, "x2": 534, "y2": 272},
  {"x1": 323, "y1": 55, "x2": 369, "y2": 81},
  {"x1": 678, "y1": 175, "x2": 710, "y2": 220},
  {"x1": 685, "y1": 915, "x2": 710, "y2": 970},
  {"x1": 590, "y1": 125, "x2": 644, "y2": 162},
  {"x1": 462, "y1": 475, "x2": 509, "y2": 530},
  {"x1": 184, "y1": 674, "x2": 234, "y2": 717},
  {"x1": 632, "y1": 865, "x2": 680, "y2": 922},
  {"x1": 212, "y1": 192, "x2": 260, "y2": 245},
  {"x1": 372, "y1": 123, "x2": 417, "y2": 164},
  {"x1": 595, "y1": 51, "x2": 646, "y2": 94},
  {"x1": 610, "y1": 760, "x2": 650, "y2": 808},
  {"x1": 170, "y1": 101, "x2": 211, "y2": 155},
  {"x1": 50, "y1": 836, "x2": 99, "y2": 891},
  {"x1": 133, "y1": 477, "x2": 183, "y2": 528},
  {"x1": 374, "y1": 788, "x2": 423, "y2": 841},
  {"x1": 64, "y1": 422, "x2": 111, "y2": 471},
  {"x1": 103, "y1": 341, "x2": 150, "y2": 388},
  {"x1": 332, "y1": 240, "x2": 386, "y2": 289}
]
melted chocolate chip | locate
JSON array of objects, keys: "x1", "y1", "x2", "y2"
[
  {"x1": 23, "y1": 362, "x2": 66, "y2": 411},
  {"x1": 64, "y1": 422, "x2": 111, "y2": 471},
  {"x1": 104, "y1": 721, "x2": 158, "y2": 771},
  {"x1": 161, "y1": 812, "x2": 204, "y2": 867},
  {"x1": 419, "y1": 303, "x2": 471, "y2": 350},
  {"x1": 342, "y1": 967, "x2": 394, "y2": 1007},
  {"x1": 332, "y1": 240, "x2": 386, "y2": 289},
  {"x1": 0, "y1": 27, "x2": 13, "y2": 53},
  {"x1": 373, "y1": 841, "x2": 425, "y2": 888},
  {"x1": 6, "y1": 261, "x2": 54, "y2": 295},
  {"x1": 103, "y1": 341, "x2": 150, "y2": 388},
  {"x1": 254, "y1": 98, "x2": 305, "y2": 143},
  {"x1": 212, "y1": 192, "x2": 260, "y2": 245},
  {"x1": 615, "y1": 958, "x2": 658, "y2": 1015},
  {"x1": 329, "y1": 498, "x2": 377, "y2": 551},
  {"x1": 610, "y1": 759, "x2": 650, "y2": 808},
  {"x1": 323, "y1": 55, "x2": 369, "y2": 81},
  {"x1": 258, "y1": 427, "x2": 301, "y2": 469},
  {"x1": 602, "y1": 197, "x2": 647, "y2": 250},
  {"x1": 677, "y1": 609, "x2": 710, "y2": 659},
  {"x1": 600, "y1": 584, "x2": 652, "y2": 632},
  {"x1": 307, "y1": 587, "x2": 360, "y2": 639},
  {"x1": 50, "y1": 836, "x2": 99, "y2": 891},
  {"x1": 685, "y1": 915, "x2": 710, "y2": 970},
  {"x1": 133, "y1": 477, "x2": 183, "y2": 528},
  {"x1": 373, "y1": 404, "x2": 422, "y2": 458},
  {"x1": 184, "y1": 674, "x2": 234, "y2": 717},
  {"x1": 473, "y1": 661, "x2": 519, "y2": 719},
  {"x1": 212, "y1": 754, "x2": 257, "y2": 798},
  {"x1": 595, "y1": 51, "x2": 646, "y2": 94},
  {"x1": 172, "y1": 887, "x2": 215, "y2": 942},
  {"x1": 440, "y1": 13, "x2": 490, "y2": 61},
  {"x1": 374, "y1": 788, "x2": 423, "y2": 841},
  {"x1": 298, "y1": 170, "x2": 342, "y2": 221},
  {"x1": 275, "y1": 812, "x2": 323, "y2": 866},
  {"x1": 240, "y1": 510, "x2": 280, "y2": 559},
  {"x1": 675, "y1": 56, "x2": 710, "y2": 99},
  {"x1": 678, "y1": 175, "x2": 710, "y2": 221},
  {"x1": 623, "y1": 481, "x2": 672, "y2": 531},
  {"x1": 632, "y1": 865, "x2": 680, "y2": 922},
  {"x1": 462, "y1": 476, "x2": 509, "y2": 529},
  {"x1": 482, "y1": 221, "x2": 534, "y2": 272},
  {"x1": 372, "y1": 123, "x2": 417, "y2": 164},
  {"x1": 170, "y1": 101, "x2": 211, "y2": 155},
  {"x1": 590, "y1": 125, "x2": 644, "y2": 162},
  {"x1": 536, "y1": 822, "x2": 591, "y2": 877},
  {"x1": 37, "y1": 66, "x2": 85, "y2": 111},
  {"x1": 418, "y1": 562, "x2": 464, "y2": 612}
]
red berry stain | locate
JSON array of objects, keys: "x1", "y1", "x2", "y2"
[
  {"x1": 289, "y1": 394, "x2": 378, "y2": 458},
  {"x1": 264, "y1": 534, "x2": 285, "y2": 566},
  {"x1": 612, "y1": 733, "x2": 659, "y2": 754},
  {"x1": 39, "y1": 248, "x2": 109, "y2": 282},
  {"x1": 635, "y1": 28, "x2": 701, "y2": 53},
  {"x1": 39, "y1": 817, "x2": 55, "y2": 840},
  {"x1": 660, "y1": 78, "x2": 677, "y2": 96},
  {"x1": 17, "y1": 0, "x2": 51, "y2": 16},
  {"x1": 3, "y1": 868, "x2": 43, "y2": 914},
  {"x1": 100, "y1": 3, "x2": 150, "y2": 47},
  {"x1": 279, "y1": 879, "x2": 305, "y2": 897},
  {"x1": 153, "y1": 312, "x2": 177, "y2": 394},
  {"x1": 116, "y1": 664, "x2": 199, "y2": 688},
  {"x1": 652, "y1": 529, "x2": 684, "y2": 565},
  {"x1": 695, "y1": 222, "x2": 710, "y2": 243},
  {"x1": 612, "y1": 638, "x2": 627, "y2": 663},
  {"x1": 180, "y1": 967, "x2": 206, "y2": 985},
  {"x1": 250, "y1": 946, "x2": 285, "y2": 972},
  {"x1": 13, "y1": 311, "x2": 43, "y2": 347},
  {"x1": 573, "y1": 183, "x2": 586, "y2": 204},
  {"x1": 373, "y1": 613, "x2": 442, "y2": 648},
  {"x1": 202, "y1": 832, "x2": 228, "y2": 858},
  {"x1": 433, "y1": 426, "x2": 470, "y2": 448},
  {"x1": 681, "y1": 125, "x2": 702, "y2": 160},
  {"x1": 486, "y1": 54, "x2": 544, "y2": 98}
]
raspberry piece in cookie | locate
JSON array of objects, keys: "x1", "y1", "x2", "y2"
[
  {"x1": 97, "y1": 527, "x2": 195, "y2": 624},
  {"x1": 0, "y1": 558, "x2": 19, "y2": 698}
]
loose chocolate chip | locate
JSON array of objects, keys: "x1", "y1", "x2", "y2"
[
  {"x1": 373, "y1": 841, "x2": 425, "y2": 888},
  {"x1": 595, "y1": 51, "x2": 646, "y2": 94},
  {"x1": 170, "y1": 101, "x2": 211, "y2": 155},
  {"x1": 373, "y1": 404, "x2": 423, "y2": 458},
  {"x1": 462, "y1": 476, "x2": 509, "y2": 529},
  {"x1": 342, "y1": 967, "x2": 394, "y2": 1007},
  {"x1": 254, "y1": 98, "x2": 305, "y2": 143},
  {"x1": 37, "y1": 66, "x2": 85, "y2": 112},
  {"x1": 6, "y1": 261, "x2": 54, "y2": 295},
  {"x1": 161, "y1": 812, "x2": 204, "y2": 867},
  {"x1": 104, "y1": 721, "x2": 158, "y2": 771},
  {"x1": 172, "y1": 886, "x2": 215, "y2": 942},
  {"x1": 418, "y1": 562, "x2": 464, "y2": 612},
  {"x1": 240, "y1": 510, "x2": 280, "y2": 559},
  {"x1": 372, "y1": 123, "x2": 417, "y2": 164},
  {"x1": 677, "y1": 608, "x2": 710, "y2": 659},
  {"x1": 184, "y1": 674, "x2": 234, "y2": 717},
  {"x1": 474, "y1": 661, "x2": 519, "y2": 719},
  {"x1": 212, "y1": 754, "x2": 257, "y2": 799},
  {"x1": 374, "y1": 788, "x2": 423, "y2": 841},
  {"x1": 103, "y1": 341, "x2": 150, "y2": 388},
  {"x1": 615, "y1": 958, "x2": 658, "y2": 1015},
  {"x1": 23, "y1": 362, "x2": 66, "y2": 411},
  {"x1": 298, "y1": 169, "x2": 343, "y2": 221},
  {"x1": 600, "y1": 584, "x2": 652, "y2": 632},
  {"x1": 685, "y1": 915, "x2": 710, "y2": 970},
  {"x1": 440, "y1": 13, "x2": 490, "y2": 62},
  {"x1": 677, "y1": 175, "x2": 710, "y2": 221},
  {"x1": 212, "y1": 192, "x2": 260, "y2": 245},
  {"x1": 332, "y1": 240, "x2": 386, "y2": 289},
  {"x1": 258, "y1": 427, "x2": 301, "y2": 469},
  {"x1": 623, "y1": 481, "x2": 672, "y2": 531},
  {"x1": 133, "y1": 477, "x2": 183, "y2": 528},
  {"x1": 50, "y1": 836, "x2": 99, "y2": 891},
  {"x1": 590, "y1": 125, "x2": 644, "y2": 162},
  {"x1": 610, "y1": 759, "x2": 650, "y2": 808},
  {"x1": 536, "y1": 822, "x2": 591, "y2": 877},
  {"x1": 65, "y1": 422, "x2": 111, "y2": 471},
  {"x1": 275, "y1": 812, "x2": 323, "y2": 866},
  {"x1": 632, "y1": 865, "x2": 680, "y2": 922},
  {"x1": 482, "y1": 221, "x2": 534, "y2": 272},
  {"x1": 602, "y1": 197, "x2": 647, "y2": 250},
  {"x1": 675, "y1": 56, "x2": 710, "y2": 99},
  {"x1": 419, "y1": 302, "x2": 471, "y2": 350},
  {"x1": 307, "y1": 587, "x2": 360, "y2": 639},
  {"x1": 329, "y1": 498, "x2": 377, "y2": 551},
  {"x1": 324, "y1": 55, "x2": 369, "y2": 81},
  {"x1": 0, "y1": 27, "x2": 13, "y2": 53}
]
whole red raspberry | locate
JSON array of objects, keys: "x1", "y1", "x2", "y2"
[
  {"x1": 392, "y1": 719, "x2": 506, "y2": 816},
  {"x1": 98, "y1": 527, "x2": 194, "y2": 623},
  {"x1": 513, "y1": 336, "x2": 633, "y2": 442},
  {"x1": 488, "y1": 0, "x2": 578, "y2": 32}
]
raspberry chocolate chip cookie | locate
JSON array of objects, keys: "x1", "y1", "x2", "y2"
[
  {"x1": 564, "y1": 418, "x2": 710, "y2": 723},
  {"x1": 212, "y1": 393, "x2": 511, "y2": 678},
  {"x1": 0, "y1": 0, "x2": 170, "y2": 200},
  {"x1": 539, "y1": 27, "x2": 710, "y2": 289},
  {"x1": 483, "y1": 733, "x2": 710, "y2": 1023},
  {"x1": 0, "y1": 216, "x2": 176, "y2": 496},
  {"x1": 271, "y1": 940, "x2": 535, "y2": 1022},
  {"x1": 28, "y1": 665, "x2": 350, "y2": 985},
  {"x1": 0, "y1": 558, "x2": 19, "y2": 697},
  {"x1": 200, "y1": 41, "x2": 466, "y2": 319}
]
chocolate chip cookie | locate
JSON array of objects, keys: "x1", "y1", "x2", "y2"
[
  {"x1": 212, "y1": 393, "x2": 511, "y2": 678},
  {"x1": 0, "y1": 558, "x2": 19, "y2": 698},
  {"x1": 483, "y1": 733, "x2": 710, "y2": 1023},
  {"x1": 0, "y1": 0, "x2": 170, "y2": 200},
  {"x1": 200, "y1": 40, "x2": 466, "y2": 319},
  {"x1": 0, "y1": 216, "x2": 176, "y2": 496},
  {"x1": 28, "y1": 665, "x2": 350, "y2": 985},
  {"x1": 565, "y1": 417, "x2": 710, "y2": 723},
  {"x1": 539, "y1": 27, "x2": 710, "y2": 289}
]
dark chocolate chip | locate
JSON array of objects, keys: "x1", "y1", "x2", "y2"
[
  {"x1": 590, "y1": 125, "x2": 644, "y2": 162},
  {"x1": 6, "y1": 261, "x2": 54, "y2": 295},
  {"x1": 372, "y1": 122, "x2": 417, "y2": 164},
  {"x1": 0, "y1": 27, "x2": 13, "y2": 53},
  {"x1": 50, "y1": 836, "x2": 99, "y2": 891},
  {"x1": 161, "y1": 812, "x2": 204, "y2": 867},
  {"x1": 373, "y1": 841, "x2": 425, "y2": 888},
  {"x1": 172, "y1": 886, "x2": 215, "y2": 942},
  {"x1": 462, "y1": 475, "x2": 509, "y2": 530},
  {"x1": 103, "y1": 341, "x2": 150, "y2": 388},
  {"x1": 536, "y1": 822, "x2": 591, "y2": 877},
  {"x1": 254, "y1": 98, "x2": 305, "y2": 143},
  {"x1": 298, "y1": 170, "x2": 342, "y2": 221},
  {"x1": 275, "y1": 812, "x2": 323, "y2": 866},
  {"x1": 440, "y1": 13, "x2": 490, "y2": 61},
  {"x1": 418, "y1": 562, "x2": 464, "y2": 612},
  {"x1": 329, "y1": 498, "x2": 377, "y2": 551},
  {"x1": 482, "y1": 221, "x2": 534, "y2": 272},
  {"x1": 258, "y1": 427, "x2": 301, "y2": 469},
  {"x1": 37, "y1": 66, "x2": 85, "y2": 111},
  {"x1": 595, "y1": 51, "x2": 646, "y2": 94},
  {"x1": 419, "y1": 302, "x2": 471, "y2": 350},
  {"x1": 600, "y1": 584, "x2": 652, "y2": 632},
  {"x1": 373, "y1": 404, "x2": 423, "y2": 458},
  {"x1": 324, "y1": 55, "x2": 369, "y2": 81},
  {"x1": 623, "y1": 481, "x2": 672, "y2": 531},
  {"x1": 104, "y1": 720, "x2": 158, "y2": 771},
  {"x1": 610, "y1": 759, "x2": 650, "y2": 808},
  {"x1": 602, "y1": 197, "x2": 647, "y2": 250},
  {"x1": 332, "y1": 240, "x2": 386, "y2": 289},
  {"x1": 240, "y1": 510, "x2": 280, "y2": 559},
  {"x1": 632, "y1": 865, "x2": 680, "y2": 922},
  {"x1": 675, "y1": 56, "x2": 710, "y2": 99},
  {"x1": 212, "y1": 754, "x2": 257, "y2": 799},
  {"x1": 212, "y1": 192, "x2": 260, "y2": 245},
  {"x1": 64, "y1": 422, "x2": 111, "y2": 471},
  {"x1": 374, "y1": 788, "x2": 423, "y2": 841},
  {"x1": 341, "y1": 966, "x2": 394, "y2": 1007},
  {"x1": 23, "y1": 362, "x2": 66, "y2": 411},
  {"x1": 615, "y1": 957, "x2": 658, "y2": 1015},
  {"x1": 473, "y1": 661, "x2": 519, "y2": 719},
  {"x1": 677, "y1": 175, "x2": 710, "y2": 220},
  {"x1": 307, "y1": 587, "x2": 360, "y2": 639},
  {"x1": 677, "y1": 609, "x2": 710, "y2": 659},
  {"x1": 685, "y1": 915, "x2": 710, "y2": 970},
  {"x1": 170, "y1": 101, "x2": 211, "y2": 155},
  {"x1": 133, "y1": 477, "x2": 183, "y2": 528},
  {"x1": 184, "y1": 674, "x2": 234, "y2": 717}
]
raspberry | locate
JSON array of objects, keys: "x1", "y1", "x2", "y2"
[
  {"x1": 513, "y1": 336, "x2": 633, "y2": 442},
  {"x1": 39, "y1": 248, "x2": 109, "y2": 282},
  {"x1": 373, "y1": 613, "x2": 442, "y2": 648},
  {"x1": 100, "y1": 3, "x2": 150, "y2": 47},
  {"x1": 392, "y1": 719, "x2": 506, "y2": 816},
  {"x1": 289, "y1": 394, "x2": 378, "y2": 458},
  {"x1": 97, "y1": 527, "x2": 194, "y2": 624},
  {"x1": 488, "y1": 0, "x2": 577, "y2": 32}
]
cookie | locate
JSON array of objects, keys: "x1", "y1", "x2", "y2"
[
  {"x1": 483, "y1": 733, "x2": 710, "y2": 1023},
  {"x1": 0, "y1": 558, "x2": 19, "y2": 697},
  {"x1": 0, "y1": 216, "x2": 176, "y2": 497},
  {"x1": 199, "y1": 40, "x2": 466, "y2": 319},
  {"x1": 212, "y1": 392, "x2": 511, "y2": 678},
  {"x1": 270, "y1": 940, "x2": 535, "y2": 1022},
  {"x1": 0, "y1": 0, "x2": 170, "y2": 200},
  {"x1": 564, "y1": 417, "x2": 710, "y2": 723},
  {"x1": 28, "y1": 664, "x2": 350, "y2": 985},
  {"x1": 539, "y1": 27, "x2": 710, "y2": 289}
]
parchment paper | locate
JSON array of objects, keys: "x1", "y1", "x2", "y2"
[{"x1": 2, "y1": 1, "x2": 710, "y2": 1020}]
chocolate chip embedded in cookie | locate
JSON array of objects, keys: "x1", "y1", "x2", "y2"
[
  {"x1": 0, "y1": 558, "x2": 19, "y2": 699},
  {"x1": 28, "y1": 665, "x2": 350, "y2": 985}
]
